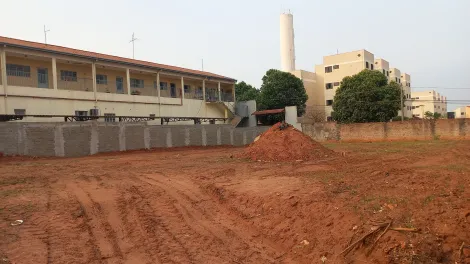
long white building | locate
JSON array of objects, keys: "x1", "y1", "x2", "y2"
[{"x1": 0, "y1": 36, "x2": 237, "y2": 123}]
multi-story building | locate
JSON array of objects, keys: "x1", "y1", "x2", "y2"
[
  {"x1": 0, "y1": 36, "x2": 236, "y2": 123},
  {"x1": 411, "y1": 90, "x2": 447, "y2": 118},
  {"x1": 400, "y1": 73, "x2": 412, "y2": 118},
  {"x1": 454, "y1": 106, "x2": 470, "y2": 118},
  {"x1": 311, "y1": 49, "x2": 412, "y2": 120}
]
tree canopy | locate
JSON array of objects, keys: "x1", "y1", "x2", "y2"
[
  {"x1": 332, "y1": 70, "x2": 402, "y2": 123},
  {"x1": 257, "y1": 69, "x2": 308, "y2": 121},
  {"x1": 424, "y1": 111, "x2": 443, "y2": 119},
  {"x1": 235, "y1": 81, "x2": 259, "y2": 102}
]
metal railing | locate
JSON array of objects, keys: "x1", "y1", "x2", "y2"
[
  {"x1": 160, "y1": 88, "x2": 181, "y2": 98},
  {"x1": 221, "y1": 92, "x2": 234, "y2": 102},
  {"x1": 205, "y1": 90, "x2": 219, "y2": 102},
  {"x1": 184, "y1": 89, "x2": 204, "y2": 100},
  {"x1": 7, "y1": 75, "x2": 51, "y2": 88},
  {"x1": 58, "y1": 78, "x2": 93, "y2": 92}
]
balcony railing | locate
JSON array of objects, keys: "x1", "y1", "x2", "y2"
[
  {"x1": 160, "y1": 88, "x2": 182, "y2": 98},
  {"x1": 58, "y1": 78, "x2": 93, "y2": 92},
  {"x1": 221, "y1": 92, "x2": 233, "y2": 102},
  {"x1": 205, "y1": 90, "x2": 219, "y2": 102},
  {"x1": 184, "y1": 89, "x2": 204, "y2": 100},
  {"x1": 7, "y1": 74, "x2": 51, "y2": 89}
]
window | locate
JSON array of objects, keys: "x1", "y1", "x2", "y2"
[
  {"x1": 366, "y1": 62, "x2": 369, "y2": 69},
  {"x1": 149, "y1": 114, "x2": 156, "y2": 120},
  {"x1": 61, "y1": 70, "x2": 77, "y2": 81},
  {"x1": 398, "y1": 78, "x2": 401, "y2": 83},
  {"x1": 416, "y1": 106, "x2": 420, "y2": 108},
  {"x1": 333, "y1": 82, "x2": 340, "y2": 87},
  {"x1": 160, "y1": 82, "x2": 168, "y2": 90},
  {"x1": 333, "y1": 65, "x2": 339, "y2": 70},
  {"x1": 415, "y1": 97, "x2": 420, "y2": 99},
  {"x1": 395, "y1": 77, "x2": 399, "y2": 82},
  {"x1": 382, "y1": 69, "x2": 385, "y2": 75},
  {"x1": 325, "y1": 66, "x2": 332, "y2": 73},
  {"x1": 387, "y1": 71, "x2": 389, "y2": 77},
  {"x1": 14, "y1": 109, "x2": 26, "y2": 115},
  {"x1": 370, "y1": 64, "x2": 374, "y2": 70},
  {"x1": 96, "y1": 74, "x2": 107, "y2": 84},
  {"x1": 7, "y1": 64, "x2": 31, "y2": 77},
  {"x1": 412, "y1": 106, "x2": 416, "y2": 109},
  {"x1": 462, "y1": 112, "x2": 465, "y2": 116},
  {"x1": 104, "y1": 113, "x2": 116, "y2": 122},
  {"x1": 325, "y1": 83, "x2": 333, "y2": 89},
  {"x1": 184, "y1": 84, "x2": 191, "y2": 93},
  {"x1": 326, "y1": 100, "x2": 333, "y2": 106},
  {"x1": 130, "y1": 78, "x2": 144, "y2": 88}
]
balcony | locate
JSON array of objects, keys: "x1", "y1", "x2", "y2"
[{"x1": 58, "y1": 78, "x2": 93, "y2": 92}]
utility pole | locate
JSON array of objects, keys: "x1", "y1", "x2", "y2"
[
  {"x1": 129, "y1": 33, "x2": 138, "y2": 59},
  {"x1": 400, "y1": 87, "x2": 404, "y2": 121},
  {"x1": 201, "y1": 59, "x2": 204, "y2": 71},
  {"x1": 44, "y1": 25, "x2": 50, "y2": 44}
]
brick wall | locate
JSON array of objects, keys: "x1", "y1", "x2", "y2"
[
  {"x1": 0, "y1": 122, "x2": 269, "y2": 157},
  {"x1": 302, "y1": 119, "x2": 470, "y2": 142}
]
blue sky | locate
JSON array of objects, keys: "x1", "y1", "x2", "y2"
[{"x1": 1, "y1": 0, "x2": 469, "y2": 109}]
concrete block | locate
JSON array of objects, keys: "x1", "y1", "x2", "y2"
[
  {"x1": 205, "y1": 125, "x2": 218, "y2": 146},
  {"x1": 125, "y1": 125, "x2": 145, "y2": 150},
  {"x1": 148, "y1": 126, "x2": 167, "y2": 148},
  {"x1": 98, "y1": 125, "x2": 120, "y2": 153},
  {"x1": 188, "y1": 126, "x2": 203, "y2": 146},
  {"x1": 25, "y1": 126, "x2": 55, "y2": 157},
  {"x1": 221, "y1": 126, "x2": 232, "y2": 145},
  {"x1": 0, "y1": 123, "x2": 19, "y2": 155},
  {"x1": 63, "y1": 125, "x2": 91, "y2": 157},
  {"x1": 170, "y1": 126, "x2": 186, "y2": 147}
]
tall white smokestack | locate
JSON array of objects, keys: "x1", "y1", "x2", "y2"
[{"x1": 280, "y1": 12, "x2": 295, "y2": 72}]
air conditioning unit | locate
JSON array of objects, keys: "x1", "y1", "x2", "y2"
[{"x1": 90, "y1": 109, "x2": 100, "y2": 116}]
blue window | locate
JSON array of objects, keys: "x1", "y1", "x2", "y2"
[
  {"x1": 96, "y1": 74, "x2": 107, "y2": 84},
  {"x1": 7, "y1": 64, "x2": 31, "y2": 77},
  {"x1": 60, "y1": 70, "x2": 77, "y2": 81},
  {"x1": 130, "y1": 78, "x2": 144, "y2": 88}
]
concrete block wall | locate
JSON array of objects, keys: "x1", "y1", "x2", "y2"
[
  {"x1": 302, "y1": 119, "x2": 470, "y2": 142},
  {"x1": 0, "y1": 122, "x2": 269, "y2": 157}
]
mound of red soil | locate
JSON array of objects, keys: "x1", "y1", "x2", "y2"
[{"x1": 242, "y1": 122, "x2": 335, "y2": 161}]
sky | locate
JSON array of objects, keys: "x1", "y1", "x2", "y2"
[{"x1": 1, "y1": 0, "x2": 469, "y2": 109}]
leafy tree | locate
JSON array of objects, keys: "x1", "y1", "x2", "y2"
[
  {"x1": 257, "y1": 69, "x2": 308, "y2": 124},
  {"x1": 235, "y1": 81, "x2": 259, "y2": 102},
  {"x1": 424, "y1": 111, "x2": 442, "y2": 119},
  {"x1": 332, "y1": 70, "x2": 401, "y2": 123}
]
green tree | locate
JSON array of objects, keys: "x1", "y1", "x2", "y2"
[
  {"x1": 332, "y1": 70, "x2": 401, "y2": 123},
  {"x1": 257, "y1": 69, "x2": 308, "y2": 124},
  {"x1": 235, "y1": 81, "x2": 259, "y2": 102},
  {"x1": 424, "y1": 111, "x2": 442, "y2": 119}
]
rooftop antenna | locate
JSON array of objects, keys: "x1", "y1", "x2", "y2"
[
  {"x1": 129, "y1": 32, "x2": 138, "y2": 59},
  {"x1": 202, "y1": 59, "x2": 204, "y2": 71},
  {"x1": 44, "y1": 25, "x2": 50, "y2": 44}
]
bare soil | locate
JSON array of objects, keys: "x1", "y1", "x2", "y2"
[{"x1": 0, "y1": 140, "x2": 469, "y2": 264}]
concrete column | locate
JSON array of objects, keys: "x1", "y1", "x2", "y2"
[
  {"x1": 218, "y1": 81, "x2": 221, "y2": 101},
  {"x1": 202, "y1": 79, "x2": 206, "y2": 102},
  {"x1": 1, "y1": 48, "x2": 8, "y2": 114},
  {"x1": 232, "y1": 83, "x2": 236, "y2": 103},
  {"x1": 91, "y1": 62, "x2": 97, "y2": 104},
  {"x1": 180, "y1": 76, "x2": 185, "y2": 105},
  {"x1": 126, "y1": 68, "x2": 131, "y2": 95},
  {"x1": 52, "y1": 57, "x2": 58, "y2": 90}
]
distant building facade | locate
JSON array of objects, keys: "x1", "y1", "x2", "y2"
[
  {"x1": 411, "y1": 90, "x2": 447, "y2": 118},
  {"x1": 0, "y1": 36, "x2": 236, "y2": 123}
]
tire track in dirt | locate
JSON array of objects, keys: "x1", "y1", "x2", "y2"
[
  {"x1": 68, "y1": 182, "x2": 124, "y2": 264},
  {"x1": 124, "y1": 184, "x2": 195, "y2": 264},
  {"x1": 139, "y1": 174, "x2": 285, "y2": 263}
]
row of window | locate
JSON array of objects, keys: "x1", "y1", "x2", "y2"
[
  {"x1": 325, "y1": 82, "x2": 340, "y2": 89},
  {"x1": 5, "y1": 64, "x2": 201, "y2": 92},
  {"x1": 324, "y1": 65, "x2": 340, "y2": 73}
]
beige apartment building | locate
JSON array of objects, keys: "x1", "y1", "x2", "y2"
[
  {"x1": 411, "y1": 90, "x2": 447, "y2": 118},
  {"x1": 309, "y1": 49, "x2": 412, "y2": 120},
  {"x1": 0, "y1": 36, "x2": 236, "y2": 123},
  {"x1": 454, "y1": 106, "x2": 470, "y2": 118}
]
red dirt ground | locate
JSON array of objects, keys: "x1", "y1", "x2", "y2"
[
  {"x1": 242, "y1": 122, "x2": 335, "y2": 161},
  {"x1": 1, "y1": 140, "x2": 469, "y2": 264}
]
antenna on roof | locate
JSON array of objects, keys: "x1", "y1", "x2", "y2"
[
  {"x1": 129, "y1": 32, "x2": 138, "y2": 59},
  {"x1": 202, "y1": 59, "x2": 204, "y2": 71},
  {"x1": 44, "y1": 25, "x2": 50, "y2": 45}
]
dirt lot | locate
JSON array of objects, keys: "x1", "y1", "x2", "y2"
[{"x1": 1, "y1": 140, "x2": 469, "y2": 264}]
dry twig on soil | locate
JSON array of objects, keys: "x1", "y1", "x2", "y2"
[
  {"x1": 340, "y1": 222, "x2": 389, "y2": 256},
  {"x1": 366, "y1": 220, "x2": 392, "y2": 256},
  {"x1": 389, "y1": 227, "x2": 419, "y2": 232},
  {"x1": 458, "y1": 242, "x2": 465, "y2": 261}
]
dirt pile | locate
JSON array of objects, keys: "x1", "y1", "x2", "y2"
[{"x1": 242, "y1": 122, "x2": 335, "y2": 161}]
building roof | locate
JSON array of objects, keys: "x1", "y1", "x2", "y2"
[
  {"x1": 252, "y1": 109, "x2": 285, "y2": 116},
  {"x1": 0, "y1": 36, "x2": 235, "y2": 82}
]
